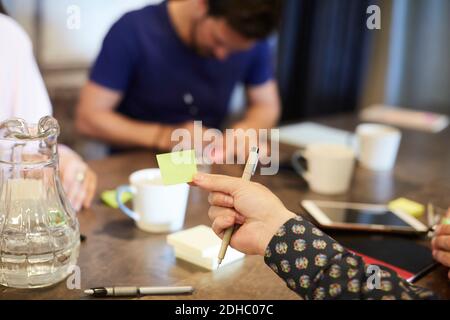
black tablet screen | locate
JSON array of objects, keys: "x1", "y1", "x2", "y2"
[{"x1": 318, "y1": 206, "x2": 411, "y2": 227}]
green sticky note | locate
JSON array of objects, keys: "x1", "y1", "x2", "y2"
[
  {"x1": 442, "y1": 218, "x2": 450, "y2": 225},
  {"x1": 156, "y1": 150, "x2": 198, "y2": 185},
  {"x1": 101, "y1": 190, "x2": 132, "y2": 209}
]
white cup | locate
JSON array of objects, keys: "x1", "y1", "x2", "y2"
[
  {"x1": 292, "y1": 144, "x2": 355, "y2": 195},
  {"x1": 356, "y1": 123, "x2": 401, "y2": 171},
  {"x1": 116, "y1": 169, "x2": 189, "y2": 233}
]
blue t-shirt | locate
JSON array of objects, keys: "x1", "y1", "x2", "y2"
[{"x1": 90, "y1": 1, "x2": 273, "y2": 129}]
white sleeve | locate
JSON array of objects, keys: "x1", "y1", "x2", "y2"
[
  {"x1": 0, "y1": 15, "x2": 52, "y2": 123},
  {"x1": 12, "y1": 45, "x2": 53, "y2": 122}
]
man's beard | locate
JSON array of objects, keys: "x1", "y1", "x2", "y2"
[{"x1": 190, "y1": 17, "x2": 214, "y2": 58}]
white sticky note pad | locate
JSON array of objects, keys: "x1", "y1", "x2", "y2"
[{"x1": 167, "y1": 225, "x2": 245, "y2": 270}]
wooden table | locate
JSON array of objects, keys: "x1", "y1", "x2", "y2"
[{"x1": 1, "y1": 114, "x2": 449, "y2": 299}]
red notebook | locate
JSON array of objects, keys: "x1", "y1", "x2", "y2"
[
  {"x1": 331, "y1": 233, "x2": 436, "y2": 282},
  {"x1": 349, "y1": 250, "x2": 413, "y2": 279}
]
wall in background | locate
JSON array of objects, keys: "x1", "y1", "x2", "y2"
[
  {"x1": 4, "y1": 0, "x2": 161, "y2": 69},
  {"x1": 360, "y1": 0, "x2": 450, "y2": 114},
  {"x1": 358, "y1": 0, "x2": 392, "y2": 110},
  {"x1": 385, "y1": 0, "x2": 450, "y2": 113}
]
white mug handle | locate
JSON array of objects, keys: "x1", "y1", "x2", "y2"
[
  {"x1": 116, "y1": 185, "x2": 140, "y2": 221},
  {"x1": 291, "y1": 150, "x2": 311, "y2": 183}
]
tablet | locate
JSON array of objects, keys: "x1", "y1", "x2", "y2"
[{"x1": 301, "y1": 200, "x2": 428, "y2": 234}]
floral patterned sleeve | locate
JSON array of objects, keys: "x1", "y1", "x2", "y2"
[{"x1": 264, "y1": 216, "x2": 438, "y2": 300}]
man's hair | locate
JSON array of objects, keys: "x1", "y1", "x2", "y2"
[{"x1": 208, "y1": 0, "x2": 281, "y2": 39}]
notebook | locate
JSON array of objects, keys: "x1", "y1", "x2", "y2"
[
  {"x1": 278, "y1": 122, "x2": 356, "y2": 149},
  {"x1": 360, "y1": 105, "x2": 449, "y2": 133}
]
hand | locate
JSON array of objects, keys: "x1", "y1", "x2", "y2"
[
  {"x1": 218, "y1": 121, "x2": 271, "y2": 164},
  {"x1": 58, "y1": 145, "x2": 97, "y2": 212},
  {"x1": 155, "y1": 121, "x2": 209, "y2": 152},
  {"x1": 154, "y1": 124, "x2": 177, "y2": 151},
  {"x1": 432, "y1": 207, "x2": 450, "y2": 279},
  {"x1": 191, "y1": 173, "x2": 296, "y2": 255}
]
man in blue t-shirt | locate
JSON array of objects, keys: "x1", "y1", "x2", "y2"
[{"x1": 76, "y1": 0, "x2": 281, "y2": 154}]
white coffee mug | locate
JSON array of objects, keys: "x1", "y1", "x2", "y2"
[
  {"x1": 116, "y1": 169, "x2": 189, "y2": 233},
  {"x1": 292, "y1": 144, "x2": 355, "y2": 195},
  {"x1": 356, "y1": 123, "x2": 401, "y2": 171}
]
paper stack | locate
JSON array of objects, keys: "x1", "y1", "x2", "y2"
[
  {"x1": 278, "y1": 122, "x2": 356, "y2": 149},
  {"x1": 167, "y1": 225, "x2": 245, "y2": 270}
]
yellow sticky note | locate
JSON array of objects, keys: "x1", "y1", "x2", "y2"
[
  {"x1": 156, "y1": 150, "x2": 198, "y2": 185},
  {"x1": 388, "y1": 197, "x2": 424, "y2": 218},
  {"x1": 101, "y1": 190, "x2": 133, "y2": 209}
]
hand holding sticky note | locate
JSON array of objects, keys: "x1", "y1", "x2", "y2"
[{"x1": 156, "y1": 150, "x2": 197, "y2": 185}]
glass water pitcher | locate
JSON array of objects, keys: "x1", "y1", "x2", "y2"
[{"x1": 0, "y1": 116, "x2": 80, "y2": 288}]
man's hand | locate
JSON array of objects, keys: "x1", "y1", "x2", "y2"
[
  {"x1": 191, "y1": 173, "x2": 296, "y2": 255},
  {"x1": 220, "y1": 80, "x2": 279, "y2": 162},
  {"x1": 221, "y1": 124, "x2": 271, "y2": 164},
  {"x1": 59, "y1": 145, "x2": 97, "y2": 212},
  {"x1": 156, "y1": 121, "x2": 211, "y2": 152},
  {"x1": 432, "y1": 207, "x2": 450, "y2": 279}
]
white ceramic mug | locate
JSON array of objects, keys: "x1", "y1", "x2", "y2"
[
  {"x1": 116, "y1": 169, "x2": 189, "y2": 233},
  {"x1": 356, "y1": 123, "x2": 401, "y2": 171},
  {"x1": 292, "y1": 144, "x2": 355, "y2": 195}
]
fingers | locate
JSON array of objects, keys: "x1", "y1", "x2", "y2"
[
  {"x1": 432, "y1": 236, "x2": 450, "y2": 251},
  {"x1": 435, "y1": 224, "x2": 450, "y2": 236},
  {"x1": 57, "y1": 145, "x2": 98, "y2": 211},
  {"x1": 72, "y1": 186, "x2": 86, "y2": 212},
  {"x1": 192, "y1": 173, "x2": 244, "y2": 194},
  {"x1": 208, "y1": 206, "x2": 243, "y2": 223},
  {"x1": 212, "y1": 215, "x2": 236, "y2": 238},
  {"x1": 208, "y1": 205, "x2": 245, "y2": 234},
  {"x1": 65, "y1": 168, "x2": 97, "y2": 211},
  {"x1": 432, "y1": 250, "x2": 450, "y2": 267},
  {"x1": 208, "y1": 192, "x2": 234, "y2": 207},
  {"x1": 66, "y1": 173, "x2": 83, "y2": 211},
  {"x1": 61, "y1": 160, "x2": 97, "y2": 211},
  {"x1": 82, "y1": 170, "x2": 97, "y2": 209},
  {"x1": 67, "y1": 165, "x2": 88, "y2": 211},
  {"x1": 60, "y1": 160, "x2": 77, "y2": 193}
]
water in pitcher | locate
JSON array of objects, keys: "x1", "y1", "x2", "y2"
[{"x1": 0, "y1": 179, "x2": 80, "y2": 288}]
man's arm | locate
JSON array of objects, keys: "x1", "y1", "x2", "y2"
[
  {"x1": 75, "y1": 81, "x2": 176, "y2": 150},
  {"x1": 233, "y1": 80, "x2": 281, "y2": 130}
]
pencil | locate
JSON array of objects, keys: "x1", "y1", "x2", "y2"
[{"x1": 217, "y1": 147, "x2": 259, "y2": 267}]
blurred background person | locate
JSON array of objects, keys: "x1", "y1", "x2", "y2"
[
  {"x1": 75, "y1": 0, "x2": 281, "y2": 155},
  {"x1": 0, "y1": 4, "x2": 97, "y2": 211}
]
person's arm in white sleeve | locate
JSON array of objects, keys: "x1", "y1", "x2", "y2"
[
  {"x1": 0, "y1": 14, "x2": 97, "y2": 211},
  {"x1": 0, "y1": 14, "x2": 52, "y2": 122}
]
